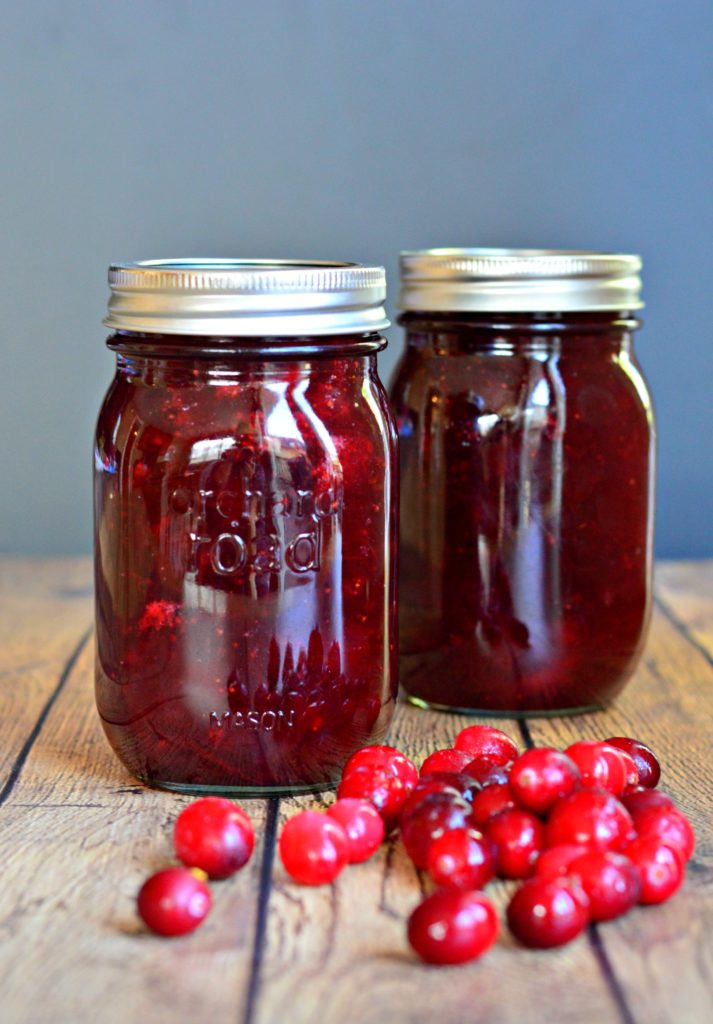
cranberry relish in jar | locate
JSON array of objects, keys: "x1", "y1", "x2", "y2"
[
  {"x1": 391, "y1": 249, "x2": 654, "y2": 715},
  {"x1": 95, "y1": 260, "x2": 397, "y2": 793}
]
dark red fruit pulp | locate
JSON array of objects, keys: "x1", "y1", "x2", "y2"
[
  {"x1": 392, "y1": 312, "x2": 653, "y2": 713},
  {"x1": 94, "y1": 335, "x2": 397, "y2": 790}
]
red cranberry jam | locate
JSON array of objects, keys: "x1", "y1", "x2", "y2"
[
  {"x1": 391, "y1": 249, "x2": 654, "y2": 715},
  {"x1": 95, "y1": 260, "x2": 397, "y2": 793}
]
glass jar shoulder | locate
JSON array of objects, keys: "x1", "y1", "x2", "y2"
[{"x1": 390, "y1": 331, "x2": 653, "y2": 435}]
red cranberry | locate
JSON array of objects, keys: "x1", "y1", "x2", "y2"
[
  {"x1": 137, "y1": 867, "x2": 211, "y2": 936},
  {"x1": 568, "y1": 850, "x2": 640, "y2": 921},
  {"x1": 606, "y1": 736, "x2": 661, "y2": 789},
  {"x1": 401, "y1": 772, "x2": 481, "y2": 822},
  {"x1": 426, "y1": 828, "x2": 496, "y2": 890},
  {"x1": 625, "y1": 837, "x2": 684, "y2": 904},
  {"x1": 326, "y1": 799, "x2": 385, "y2": 864},
  {"x1": 546, "y1": 789, "x2": 634, "y2": 852},
  {"x1": 401, "y1": 793, "x2": 476, "y2": 869},
  {"x1": 408, "y1": 889, "x2": 498, "y2": 965},
  {"x1": 470, "y1": 784, "x2": 515, "y2": 829},
  {"x1": 173, "y1": 797, "x2": 254, "y2": 879},
  {"x1": 342, "y1": 745, "x2": 419, "y2": 790},
  {"x1": 337, "y1": 764, "x2": 409, "y2": 831},
  {"x1": 279, "y1": 811, "x2": 349, "y2": 885},
  {"x1": 597, "y1": 744, "x2": 632, "y2": 796},
  {"x1": 454, "y1": 725, "x2": 519, "y2": 765},
  {"x1": 630, "y1": 804, "x2": 695, "y2": 863},
  {"x1": 607, "y1": 747, "x2": 640, "y2": 791},
  {"x1": 465, "y1": 755, "x2": 513, "y2": 787},
  {"x1": 420, "y1": 748, "x2": 473, "y2": 776},
  {"x1": 535, "y1": 844, "x2": 588, "y2": 881},
  {"x1": 564, "y1": 741, "x2": 626, "y2": 794},
  {"x1": 621, "y1": 788, "x2": 674, "y2": 816},
  {"x1": 507, "y1": 877, "x2": 589, "y2": 948},
  {"x1": 508, "y1": 748, "x2": 580, "y2": 814},
  {"x1": 487, "y1": 808, "x2": 544, "y2": 879}
]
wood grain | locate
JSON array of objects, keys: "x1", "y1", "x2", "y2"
[
  {"x1": 0, "y1": 562, "x2": 270, "y2": 1024},
  {"x1": 1, "y1": 558, "x2": 712, "y2": 1024},
  {"x1": 0, "y1": 558, "x2": 93, "y2": 790},
  {"x1": 524, "y1": 585, "x2": 713, "y2": 1024},
  {"x1": 656, "y1": 559, "x2": 713, "y2": 662}
]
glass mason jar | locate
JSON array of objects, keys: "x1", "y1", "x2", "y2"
[
  {"x1": 95, "y1": 259, "x2": 397, "y2": 793},
  {"x1": 391, "y1": 249, "x2": 654, "y2": 715}
]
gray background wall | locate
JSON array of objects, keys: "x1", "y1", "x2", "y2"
[{"x1": 1, "y1": 0, "x2": 711, "y2": 557}]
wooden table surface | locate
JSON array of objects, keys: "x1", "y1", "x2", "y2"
[{"x1": 1, "y1": 558, "x2": 712, "y2": 1024}]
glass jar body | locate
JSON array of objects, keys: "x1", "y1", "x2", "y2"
[
  {"x1": 390, "y1": 313, "x2": 654, "y2": 715},
  {"x1": 94, "y1": 333, "x2": 398, "y2": 792}
]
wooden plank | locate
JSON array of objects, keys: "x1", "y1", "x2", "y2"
[
  {"x1": 525, "y1": 601, "x2": 713, "y2": 1024},
  {"x1": 1, "y1": 558, "x2": 712, "y2": 1024},
  {"x1": 656, "y1": 559, "x2": 713, "y2": 661},
  {"x1": 253, "y1": 705, "x2": 623, "y2": 1024},
  {"x1": 0, "y1": 557, "x2": 93, "y2": 790},
  {"x1": 0, "y1": 622, "x2": 270, "y2": 1024}
]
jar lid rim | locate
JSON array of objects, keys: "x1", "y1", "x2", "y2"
[
  {"x1": 398, "y1": 248, "x2": 643, "y2": 312},
  {"x1": 104, "y1": 258, "x2": 390, "y2": 336}
]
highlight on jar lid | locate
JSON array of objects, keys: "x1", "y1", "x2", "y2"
[
  {"x1": 104, "y1": 258, "x2": 390, "y2": 336},
  {"x1": 398, "y1": 248, "x2": 643, "y2": 313}
]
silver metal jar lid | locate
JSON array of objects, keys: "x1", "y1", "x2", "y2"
[
  {"x1": 104, "y1": 259, "x2": 390, "y2": 336},
  {"x1": 398, "y1": 248, "x2": 643, "y2": 313}
]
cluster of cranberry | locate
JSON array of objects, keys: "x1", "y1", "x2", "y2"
[
  {"x1": 136, "y1": 726, "x2": 694, "y2": 966},
  {"x1": 278, "y1": 726, "x2": 694, "y2": 965}
]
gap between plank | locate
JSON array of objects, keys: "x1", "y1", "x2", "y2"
[
  {"x1": 516, "y1": 718, "x2": 535, "y2": 749},
  {"x1": 654, "y1": 594, "x2": 713, "y2": 672},
  {"x1": 588, "y1": 925, "x2": 637, "y2": 1024},
  {"x1": 242, "y1": 795, "x2": 279, "y2": 1024},
  {"x1": 517, "y1": 714, "x2": 637, "y2": 1024},
  {"x1": 0, "y1": 624, "x2": 93, "y2": 807}
]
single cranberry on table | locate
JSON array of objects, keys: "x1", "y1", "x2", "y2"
[
  {"x1": 426, "y1": 828, "x2": 496, "y2": 890},
  {"x1": 628, "y1": 804, "x2": 695, "y2": 863},
  {"x1": 420, "y1": 748, "x2": 473, "y2": 776},
  {"x1": 606, "y1": 747, "x2": 640, "y2": 791},
  {"x1": 137, "y1": 867, "x2": 212, "y2": 937},
  {"x1": 401, "y1": 793, "x2": 476, "y2": 869},
  {"x1": 508, "y1": 748, "x2": 581, "y2": 815},
  {"x1": 507, "y1": 877, "x2": 590, "y2": 948},
  {"x1": 326, "y1": 799, "x2": 385, "y2": 863},
  {"x1": 465, "y1": 756, "x2": 514, "y2": 788},
  {"x1": 173, "y1": 797, "x2": 254, "y2": 879},
  {"x1": 564, "y1": 741, "x2": 627, "y2": 795},
  {"x1": 408, "y1": 889, "x2": 499, "y2": 965},
  {"x1": 342, "y1": 745, "x2": 419, "y2": 791},
  {"x1": 625, "y1": 837, "x2": 684, "y2": 904},
  {"x1": 470, "y1": 784, "x2": 516, "y2": 829},
  {"x1": 487, "y1": 808, "x2": 544, "y2": 879},
  {"x1": 606, "y1": 737, "x2": 661, "y2": 789},
  {"x1": 454, "y1": 725, "x2": 519, "y2": 765},
  {"x1": 400, "y1": 772, "x2": 481, "y2": 821},
  {"x1": 337, "y1": 763, "x2": 410, "y2": 831},
  {"x1": 567, "y1": 850, "x2": 640, "y2": 921},
  {"x1": 536, "y1": 844, "x2": 589, "y2": 881},
  {"x1": 546, "y1": 788, "x2": 634, "y2": 852},
  {"x1": 279, "y1": 811, "x2": 349, "y2": 885},
  {"x1": 621, "y1": 788, "x2": 674, "y2": 816}
]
